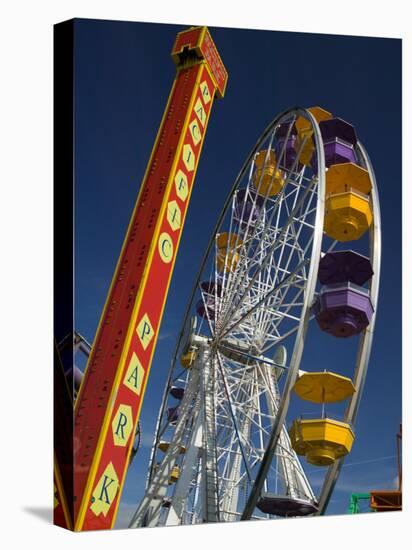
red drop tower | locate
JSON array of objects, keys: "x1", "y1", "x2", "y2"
[{"x1": 71, "y1": 26, "x2": 228, "y2": 531}]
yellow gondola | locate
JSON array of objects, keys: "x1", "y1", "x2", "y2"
[
  {"x1": 295, "y1": 106, "x2": 333, "y2": 136},
  {"x1": 216, "y1": 232, "x2": 243, "y2": 273},
  {"x1": 254, "y1": 149, "x2": 276, "y2": 169},
  {"x1": 180, "y1": 350, "x2": 197, "y2": 369},
  {"x1": 216, "y1": 232, "x2": 242, "y2": 250},
  {"x1": 158, "y1": 441, "x2": 186, "y2": 454},
  {"x1": 289, "y1": 418, "x2": 355, "y2": 466},
  {"x1": 324, "y1": 189, "x2": 373, "y2": 241},
  {"x1": 217, "y1": 249, "x2": 240, "y2": 273},
  {"x1": 252, "y1": 149, "x2": 285, "y2": 196},
  {"x1": 294, "y1": 107, "x2": 333, "y2": 166},
  {"x1": 326, "y1": 162, "x2": 372, "y2": 196},
  {"x1": 169, "y1": 465, "x2": 181, "y2": 484}
]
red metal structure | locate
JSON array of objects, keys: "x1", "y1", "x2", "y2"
[
  {"x1": 370, "y1": 424, "x2": 402, "y2": 512},
  {"x1": 53, "y1": 341, "x2": 73, "y2": 529},
  {"x1": 73, "y1": 26, "x2": 228, "y2": 531}
]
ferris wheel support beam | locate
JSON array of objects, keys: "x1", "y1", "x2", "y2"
[
  {"x1": 129, "y1": 364, "x2": 202, "y2": 527},
  {"x1": 240, "y1": 109, "x2": 326, "y2": 520},
  {"x1": 215, "y1": 351, "x2": 254, "y2": 482},
  {"x1": 165, "y1": 408, "x2": 203, "y2": 525},
  {"x1": 201, "y1": 350, "x2": 220, "y2": 522},
  {"x1": 262, "y1": 364, "x2": 314, "y2": 502},
  {"x1": 316, "y1": 141, "x2": 382, "y2": 514},
  {"x1": 220, "y1": 374, "x2": 254, "y2": 521}
]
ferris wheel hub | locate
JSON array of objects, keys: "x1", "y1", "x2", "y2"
[{"x1": 217, "y1": 341, "x2": 283, "y2": 374}]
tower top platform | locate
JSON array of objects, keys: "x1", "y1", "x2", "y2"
[{"x1": 171, "y1": 26, "x2": 228, "y2": 98}]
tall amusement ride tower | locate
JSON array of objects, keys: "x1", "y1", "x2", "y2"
[{"x1": 69, "y1": 26, "x2": 228, "y2": 531}]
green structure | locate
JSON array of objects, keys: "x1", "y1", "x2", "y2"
[{"x1": 348, "y1": 493, "x2": 372, "y2": 514}]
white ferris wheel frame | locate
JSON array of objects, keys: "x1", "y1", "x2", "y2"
[{"x1": 129, "y1": 107, "x2": 381, "y2": 527}]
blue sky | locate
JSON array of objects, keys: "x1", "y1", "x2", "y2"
[{"x1": 73, "y1": 18, "x2": 402, "y2": 527}]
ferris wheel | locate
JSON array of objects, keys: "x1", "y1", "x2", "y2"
[{"x1": 129, "y1": 106, "x2": 381, "y2": 527}]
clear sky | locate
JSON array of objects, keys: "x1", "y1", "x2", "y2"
[{"x1": 73, "y1": 18, "x2": 402, "y2": 527}]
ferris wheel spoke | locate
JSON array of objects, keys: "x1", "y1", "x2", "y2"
[
  {"x1": 223, "y1": 128, "x2": 313, "y2": 331},
  {"x1": 261, "y1": 313, "x2": 316, "y2": 354},
  {"x1": 218, "y1": 257, "x2": 310, "y2": 341},
  {"x1": 218, "y1": 132, "x2": 310, "y2": 325},
  {"x1": 214, "y1": 350, "x2": 255, "y2": 482},
  {"x1": 258, "y1": 213, "x2": 317, "y2": 342},
  {"x1": 218, "y1": 196, "x2": 284, "y2": 326},
  {"x1": 267, "y1": 271, "x2": 309, "y2": 334},
  {"x1": 270, "y1": 185, "x2": 317, "y2": 291},
  {"x1": 213, "y1": 359, "x2": 281, "y2": 498},
  {"x1": 218, "y1": 177, "x2": 317, "y2": 334}
]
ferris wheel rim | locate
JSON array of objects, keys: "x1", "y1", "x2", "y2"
[
  {"x1": 315, "y1": 139, "x2": 382, "y2": 514},
  {"x1": 240, "y1": 107, "x2": 326, "y2": 518}
]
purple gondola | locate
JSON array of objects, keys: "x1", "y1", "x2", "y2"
[
  {"x1": 257, "y1": 493, "x2": 318, "y2": 517},
  {"x1": 276, "y1": 122, "x2": 301, "y2": 171},
  {"x1": 197, "y1": 281, "x2": 223, "y2": 319},
  {"x1": 200, "y1": 281, "x2": 222, "y2": 296},
  {"x1": 167, "y1": 406, "x2": 179, "y2": 424},
  {"x1": 170, "y1": 386, "x2": 185, "y2": 400},
  {"x1": 234, "y1": 188, "x2": 263, "y2": 228},
  {"x1": 313, "y1": 282, "x2": 374, "y2": 338},
  {"x1": 318, "y1": 250, "x2": 373, "y2": 286},
  {"x1": 277, "y1": 121, "x2": 298, "y2": 139},
  {"x1": 324, "y1": 140, "x2": 357, "y2": 167},
  {"x1": 319, "y1": 117, "x2": 358, "y2": 167},
  {"x1": 319, "y1": 118, "x2": 357, "y2": 145},
  {"x1": 162, "y1": 497, "x2": 172, "y2": 508},
  {"x1": 196, "y1": 298, "x2": 215, "y2": 319}
]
